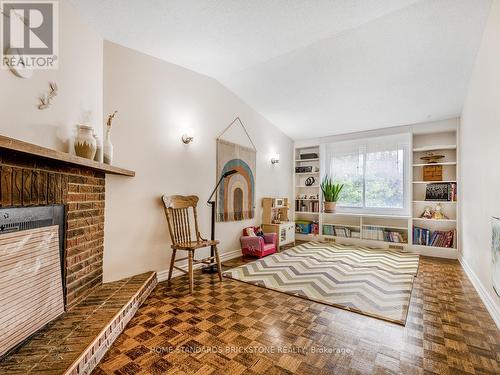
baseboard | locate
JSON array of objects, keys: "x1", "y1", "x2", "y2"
[
  {"x1": 459, "y1": 257, "x2": 500, "y2": 328},
  {"x1": 157, "y1": 248, "x2": 242, "y2": 282}
]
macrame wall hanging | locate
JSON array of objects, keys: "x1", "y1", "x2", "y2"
[{"x1": 216, "y1": 117, "x2": 257, "y2": 222}]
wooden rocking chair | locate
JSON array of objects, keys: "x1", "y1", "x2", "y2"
[{"x1": 162, "y1": 195, "x2": 223, "y2": 293}]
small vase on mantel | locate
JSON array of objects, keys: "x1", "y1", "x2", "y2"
[
  {"x1": 103, "y1": 125, "x2": 113, "y2": 165},
  {"x1": 74, "y1": 125, "x2": 97, "y2": 160},
  {"x1": 103, "y1": 110, "x2": 118, "y2": 165},
  {"x1": 93, "y1": 131, "x2": 103, "y2": 163}
]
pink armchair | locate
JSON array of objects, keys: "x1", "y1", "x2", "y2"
[{"x1": 240, "y1": 226, "x2": 277, "y2": 258}]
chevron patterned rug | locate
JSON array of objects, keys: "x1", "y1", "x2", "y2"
[{"x1": 224, "y1": 241, "x2": 419, "y2": 325}]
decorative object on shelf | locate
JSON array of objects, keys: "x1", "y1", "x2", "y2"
[
  {"x1": 295, "y1": 220, "x2": 312, "y2": 234},
  {"x1": 425, "y1": 182, "x2": 456, "y2": 201},
  {"x1": 104, "y1": 110, "x2": 117, "y2": 165},
  {"x1": 74, "y1": 125, "x2": 97, "y2": 160},
  {"x1": 296, "y1": 166, "x2": 313, "y2": 173},
  {"x1": 38, "y1": 82, "x2": 58, "y2": 110},
  {"x1": 423, "y1": 165, "x2": 443, "y2": 181},
  {"x1": 431, "y1": 204, "x2": 448, "y2": 220},
  {"x1": 93, "y1": 131, "x2": 103, "y2": 163},
  {"x1": 273, "y1": 198, "x2": 286, "y2": 208},
  {"x1": 270, "y1": 153, "x2": 279, "y2": 165},
  {"x1": 296, "y1": 194, "x2": 319, "y2": 200},
  {"x1": 262, "y1": 197, "x2": 289, "y2": 225},
  {"x1": 181, "y1": 128, "x2": 194, "y2": 144},
  {"x1": 321, "y1": 176, "x2": 344, "y2": 213},
  {"x1": 419, "y1": 204, "x2": 449, "y2": 220},
  {"x1": 5, "y1": 48, "x2": 33, "y2": 79},
  {"x1": 216, "y1": 117, "x2": 256, "y2": 222},
  {"x1": 304, "y1": 177, "x2": 315, "y2": 186},
  {"x1": 491, "y1": 217, "x2": 500, "y2": 296},
  {"x1": 420, "y1": 206, "x2": 433, "y2": 219},
  {"x1": 300, "y1": 153, "x2": 318, "y2": 160},
  {"x1": 420, "y1": 152, "x2": 445, "y2": 164}
]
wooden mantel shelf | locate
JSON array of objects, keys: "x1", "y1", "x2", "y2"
[{"x1": 0, "y1": 135, "x2": 135, "y2": 176}]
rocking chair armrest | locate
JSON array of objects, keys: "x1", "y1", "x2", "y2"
[
  {"x1": 197, "y1": 232, "x2": 208, "y2": 241},
  {"x1": 263, "y1": 233, "x2": 277, "y2": 246},
  {"x1": 240, "y1": 236, "x2": 264, "y2": 250}
]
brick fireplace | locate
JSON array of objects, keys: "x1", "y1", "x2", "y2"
[
  {"x1": 0, "y1": 136, "x2": 159, "y2": 375},
  {"x1": 1, "y1": 147, "x2": 106, "y2": 308}
]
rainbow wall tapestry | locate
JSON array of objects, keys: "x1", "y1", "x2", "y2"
[{"x1": 216, "y1": 139, "x2": 256, "y2": 222}]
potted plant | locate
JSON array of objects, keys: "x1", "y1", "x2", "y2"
[{"x1": 321, "y1": 176, "x2": 344, "y2": 213}]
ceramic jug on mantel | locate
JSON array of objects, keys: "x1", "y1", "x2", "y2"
[{"x1": 74, "y1": 125, "x2": 97, "y2": 160}]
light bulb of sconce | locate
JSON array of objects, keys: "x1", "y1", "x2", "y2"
[
  {"x1": 271, "y1": 153, "x2": 280, "y2": 165},
  {"x1": 181, "y1": 128, "x2": 194, "y2": 144}
]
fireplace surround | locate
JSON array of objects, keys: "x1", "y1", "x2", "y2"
[
  {"x1": 0, "y1": 134, "x2": 134, "y2": 309},
  {"x1": 0, "y1": 151, "x2": 106, "y2": 309},
  {"x1": 0, "y1": 135, "x2": 150, "y2": 374}
]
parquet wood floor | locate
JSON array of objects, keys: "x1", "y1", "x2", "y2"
[{"x1": 92, "y1": 256, "x2": 499, "y2": 375}]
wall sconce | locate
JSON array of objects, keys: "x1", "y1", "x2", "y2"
[
  {"x1": 271, "y1": 153, "x2": 280, "y2": 165},
  {"x1": 181, "y1": 128, "x2": 194, "y2": 144}
]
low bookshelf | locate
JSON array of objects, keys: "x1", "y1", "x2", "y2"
[{"x1": 321, "y1": 213, "x2": 410, "y2": 249}]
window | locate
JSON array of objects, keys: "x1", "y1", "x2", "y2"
[{"x1": 325, "y1": 133, "x2": 410, "y2": 215}]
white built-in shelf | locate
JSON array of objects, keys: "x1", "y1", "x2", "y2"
[
  {"x1": 296, "y1": 233, "x2": 320, "y2": 240},
  {"x1": 412, "y1": 180, "x2": 457, "y2": 184},
  {"x1": 413, "y1": 145, "x2": 457, "y2": 152},
  {"x1": 324, "y1": 235, "x2": 361, "y2": 241},
  {"x1": 295, "y1": 158, "x2": 319, "y2": 162},
  {"x1": 325, "y1": 235, "x2": 407, "y2": 245},
  {"x1": 362, "y1": 224, "x2": 408, "y2": 230},
  {"x1": 322, "y1": 212, "x2": 411, "y2": 219},
  {"x1": 412, "y1": 162, "x2": 457, "y2": 167},
  {"x1": 295, "y1": 198, "x2": 319, "y2": 201},
  {"x1": 295, "y1": 172, "x2": 320, "y2": 175},
  {"x1": 412, "y1": 218, "x2": 456, "y2": 223},
  {"x1": 295, "y1": 211, "x2": 320, "y2": 215},
  {"x1": 411, "y1": 245, "x2": 457, "y2": 258},
  {"x1": 363, "y1": 238, "x2": 408, "y2": 245},
  {"x1": 296, "y1": 185, "x2": 320, "y2": 188},
  {"x1": 413, "y1": 200, "x2": 456, "y2": 203},
  {"x1": 323, "y1": 223, "x2": 361, "y2": 229}
]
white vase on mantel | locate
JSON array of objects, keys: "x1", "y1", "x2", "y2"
[
  {"x1": 93, "y1": 131, "x2": 103, "y2": 163},
  {"x1": 103, "y1": 125, "x2": 113, "y2": 165}
]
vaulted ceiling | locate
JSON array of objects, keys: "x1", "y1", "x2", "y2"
[{"x1": 70, "y1": 0, "x2": 492, "y2": 139}]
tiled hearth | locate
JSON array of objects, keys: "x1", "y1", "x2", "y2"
[{"x1": 0, "y1": 272, "x2": 157, "y2": 375}]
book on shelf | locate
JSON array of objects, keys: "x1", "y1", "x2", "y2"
[
  {"x1": 382, "y1": 230, "x2": 406, "y2": 243},
  {"x1": 363, "y1": 225, "x2": 407, "y2": 243},
  {"x1": 323, "y1": 225, "x2": 360, "y2": 238},
  {"x1": 413, "y1": 226, "x2": 455, "y2": 248},
  {"x1": 425, "y1": 182, "x2": 457, "y2": 201},
  {"x1": 295, "y1": 200, "x2": 320, "y2": 212}
]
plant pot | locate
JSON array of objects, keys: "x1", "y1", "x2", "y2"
[
  {"x1": 74, "y1": 125, "x2": 97, "y2": 160},
  {"x1": 324, "y1": 201, "x2": 337, "y2": 213}
]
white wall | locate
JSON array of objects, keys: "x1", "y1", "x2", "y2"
[
  {"x1": 460, "y1": 0, "x2": 500, "y2": 326},
  {"x1": 103, "y1": 41, "x2": 293, "y2": 282},
  {"x1": 0, "y1": 0, "x2": 103, "y2": 152}
]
